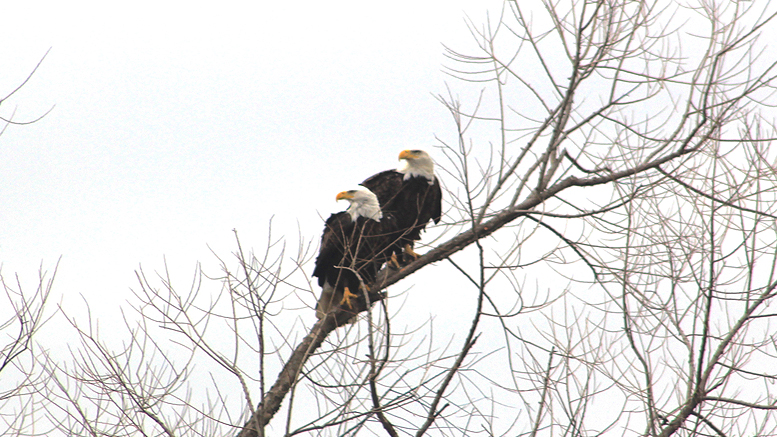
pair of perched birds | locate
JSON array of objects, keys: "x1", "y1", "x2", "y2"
[{"x1": 313, "y1": 149, "x2": 442, "y2": 320}]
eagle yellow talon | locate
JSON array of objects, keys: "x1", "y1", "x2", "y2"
[
  {"x1": 340, "y1": 286, "x2": 358, "y2": 309},
  {"x1": 389, "y1": 253, "x2": 401, "y2": 269},
  {"x1": 404, "y1": 243, "x2": 421, "y2": 261}
]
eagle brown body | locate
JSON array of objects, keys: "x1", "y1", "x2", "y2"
[
  {"x1": 313, "y1": 189, "x2": 398, "y2": 319},
  {"x1": 361, "y1": 150, "x2": 442, "y2": 262}
]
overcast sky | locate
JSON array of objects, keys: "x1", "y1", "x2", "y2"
[{"x1": 1, "y1": 1, "x2": 503, "y2": 323}]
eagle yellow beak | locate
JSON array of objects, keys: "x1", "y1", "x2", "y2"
[
  {"x1": 398, "y1": 150, "x2": 414, "y2": 160},
  {"x1": 336, "y1": 191, "x2": 354, "y2": 201}
]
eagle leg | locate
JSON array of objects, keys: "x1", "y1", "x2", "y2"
[
  {"x1": 403, "y1": 243, "x2": 421, "y2": 261},
  {"x1": 389, "y1": 253, "x2": 401, "y2": 269},
  {"x1": 340, "y1": 286, "x2": 358, "y2": 309}
]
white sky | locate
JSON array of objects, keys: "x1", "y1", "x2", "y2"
[{"x1": 0, "y1": 1, "x2": 502, "y2": 319}]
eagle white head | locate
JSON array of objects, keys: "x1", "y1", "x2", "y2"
[
  {"x1": 336, "y1": 187, "x2": 383, "y2": 222},
  {"x1": 397, "y1": 149, "x2": 436, "y2": 183}
]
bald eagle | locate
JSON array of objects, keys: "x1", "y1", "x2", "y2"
[
  {"x1": 313, "y1": 188, "x2": 399, "y2": 320},
  {"x1": 361, "y1": 149, "x2": 442, "y2": 263}
]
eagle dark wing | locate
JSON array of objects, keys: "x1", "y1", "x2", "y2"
[
  {"x1": 361, "y1": 170, "x2": 404, "y2": 211},
  {"x1": 312, "y1": 212, "x2": 353, "y2": 288},
  {"x1": 430, "y1": 178, "x2": 442, "y2": 224},
  {"x1": 361, "y1": 170, "x2": 406, "y2": 258},
  {"x1": 398, "y1": 176, "x2": 442, "y2": 242}
]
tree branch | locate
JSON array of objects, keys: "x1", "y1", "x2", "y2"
[{"x1": 234, "y1": 143, "x2": 700, "y2": 435}]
